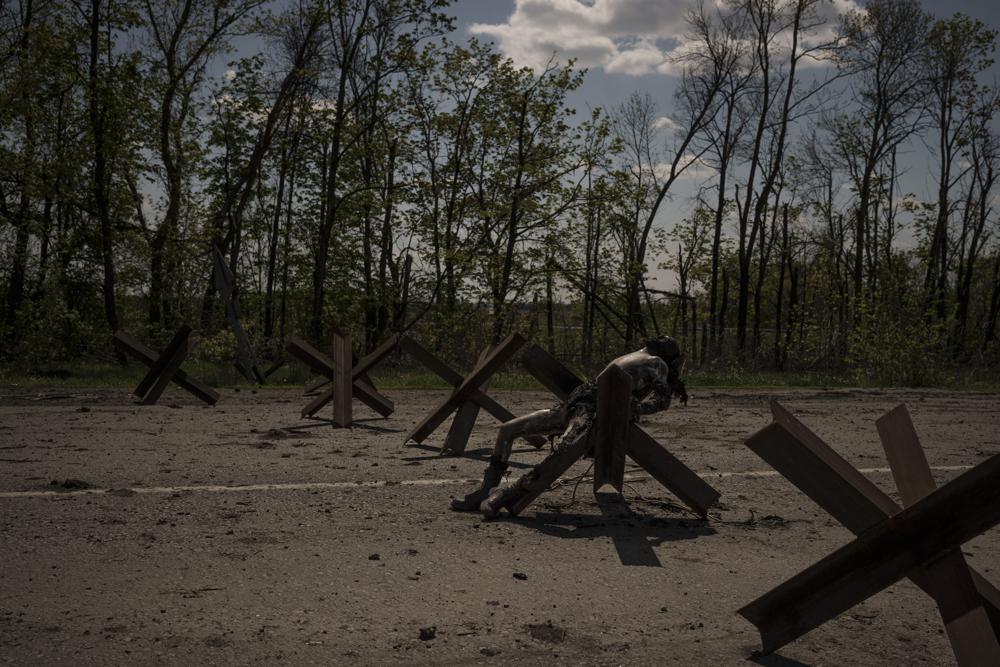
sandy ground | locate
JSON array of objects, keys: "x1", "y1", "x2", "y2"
[{"x1": 1, "y1": 384, "x2": 998, "y2": 666}]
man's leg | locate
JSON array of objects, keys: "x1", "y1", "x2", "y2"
[
  {"x1": 481, "y1": 409, "x2": 593, "y2": 519},
  {"x1": 450, "y1": 409, "x2": 564, "y2": 511}
]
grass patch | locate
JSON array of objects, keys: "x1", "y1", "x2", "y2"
[{"x1": 2, "y1": 361, "x2": 999, "y2": 392}]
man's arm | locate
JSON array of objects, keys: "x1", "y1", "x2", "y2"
[{"x1": 632, "y1": 369, "x2": 687, "y2": 416}]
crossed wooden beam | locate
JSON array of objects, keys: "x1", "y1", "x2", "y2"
[
  {"x1": 111, "y1": 326, "x2": 220, "y2": 406},
  {"x1": 402, "y1": 333, "x2": 547, "y2": 454},
  {"x1": 285, "y1": 329, "x2": 399, "y2": 425},
  {"x1": 518, "y1": 344, "x2": 720, "y2": 518},
  {"x1": 740, "y1": 401, "x2": 1000, "y2": 665}
]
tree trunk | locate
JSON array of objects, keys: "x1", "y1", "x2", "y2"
[{"x1": 89, "y1": 0, "x2": 121, "y2": 348}]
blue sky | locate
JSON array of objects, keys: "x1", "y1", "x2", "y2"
[
  {"x1": 439, "y1": 0, "x2": 1000, "y2": 290},
  {"x1": 448, "y1": 0, "x2": 1000, "y2": 117}
]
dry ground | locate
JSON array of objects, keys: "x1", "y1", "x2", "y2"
[{"x1": 1, "y1": 384, "x2": 998, "y2": 665}]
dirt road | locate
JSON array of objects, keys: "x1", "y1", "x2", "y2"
[{"x1": 1, "y1": 386, "x2": 998, "y2": 665}]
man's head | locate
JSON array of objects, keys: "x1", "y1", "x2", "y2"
[{"x1": 644, "y1": 336, "x2": 682, "y2": 366}]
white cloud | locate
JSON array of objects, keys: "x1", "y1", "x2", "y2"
[
  {"x1": 470, "y1": 0, "x2": 863, "y2": 77},
  {"x1": 653, "y1": 115, "x2": 680, "y2": 132},
  {"x1": 469, "y1": 0, "x2": 687, "y2": 76}
]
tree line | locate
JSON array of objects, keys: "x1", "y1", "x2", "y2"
[{"x1": 2, "y1": 0, "x2": 999, "y2": 384}]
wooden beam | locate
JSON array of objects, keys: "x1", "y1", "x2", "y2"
[
  {"x1": 442, "y1": 347, "x2": 492, "y2": 455},
  {"x1": 111, "y1": 332, "x2": 219, "y2": 405},
  {"x1": 522, "y1": 344, "x2": 581, "y2": 400},
  {"x1": 876, "y1": 404, "x2": 1000, "y2": 664},
  {"x1": 405, "y1": 333, "x2": 526, "y2": 444},
  {"x1": 762, "y1": 401, "x2": 1000, "y2": 633},
  {"x1": 135, "y1": 326, "x2": 191, "y2": 399},
  {"x1": 331, "y1": 330, "x2": 352, "y2": 427},
  {"x1": 592, "y1": 365, "x2": 631, "y2": 493},
  {"x1": 520, "y1": 344, "x2": 719, "y2": 517},
  {"x1": 287, "y1": 335, "x2": 395, "y2": 418},
  {"x1": 140, "y1": 335, "x2": 191, "y2": 405},
  {"x1": 627, "y1": 428, "x2": 719, "y2": 518},
  {"x1": 400, "y1": 336, "x2": 518, "y2": 423},
  {"x1": 739, "y1": 426, "x2": 1000, "y2": 654}
]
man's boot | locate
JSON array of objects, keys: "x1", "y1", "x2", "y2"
[
  {"x1": 479, "y1": 481, "x2": 526, "y2": 520},
  {"x1": 450, "y1": 461, "x2": 507, "y2": 511}
]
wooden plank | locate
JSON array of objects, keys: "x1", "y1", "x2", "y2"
[
  {"x1": 352, "y1": 334, "x2": 400, "y2": 379},
  {"x1": 876, "y1": 404, "x2": 937, "y2": 506},
  {"x1": 111, "y1": 332, "x2": 219, "y2": 405},
  {"x1": 627, "y1": 426, "x2": 720, "y2": 517},
  {"x1": 331, "y1": 330, "x2": 352, "y2": 427},
  {"x1": 769, "y1": 401, "x2": 900, "y2": 523},
  {"x1": 140, "y1": 337, "x2": 191, "y2": 405},
  {"x1": 263, "y1": 356, "x2": 285, "y2": 378},
  {"x1": 301, "y1": 375, "x2": 394, "y2": 418},
  {"x1": 763, "y1": 402, "x2": 1000, "y2": 636},
  {"x1": 739, "y1": 430, "x2": 1000, "y2": 654},
  {"x1": 592, "y1": 365, "x2": 631, "y2": 493},
  {"x1": 946, "y1": 608, "x2": 1000, "y2": 667},
  {"x1": 760, "y1": 404, "x2": 899, "y2": 530},
  {"x1": 352, "y1": 377, "x2": 394, "y2": 417},
  {"x1": 877, "y1": 404, "x2": 1000, "y2": 662},
  {"x1": 405, "y1": 333, "x2": 526, "y2": 444},
  {"x1": 135, "y1": 326, "x2": 191, "y2": 399},
  {"x1": 290, "y1": 335, "x2": 393, "y2": 417},
  {"x1": 442, "y1": 348, "x2": 491, "y2": 455},
  {"x1": 402, "y1": 336, "x2": 516, "y2": 422},
  {"x1": 400, "y1": 337, "x2": 463, "y2": 386},
  {"x1": 286, "y1": 337, "x2": 334, "y2": 377},
  {"x1": 509, "y1": 434, "x2": 591, "y2": 516},
  {"x1": 450, "y1": 332, "x2": 525, "y2": 398},
  {"x1": 518, "y1": 344, "x2": 718, "y2": 516},
  {"x1": 522, "y1": 344, "x2": 582, "y2": 400}
]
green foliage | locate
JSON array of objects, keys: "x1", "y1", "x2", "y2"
[{"x1": 847, "y1": 296, "x2": 950, "y2": 386}]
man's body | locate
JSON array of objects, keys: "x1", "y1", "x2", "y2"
[{"x1": 450, "y1": 336, "x2": 688, "y2": 519}]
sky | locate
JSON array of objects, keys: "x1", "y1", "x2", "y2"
[{"x1": 439, "y1": 0, "x2": 1000, "y2": 290}]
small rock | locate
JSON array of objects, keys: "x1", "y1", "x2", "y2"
[
  {"x1": 512, "y1": 572, "x2": 527, "y2": 581},
  {"x1": 527, "y1": 621, "x2": 566, "y2": 644},
  {"x1": 480, "y1": 647, "x2": 501, "y2": 656},
  {"x1": 368, "y1": 553, "x2": 380, "y2": 561},
  {"x1": 419, "y1": 626, "x2": 436, "y2": 641},
  {"x1": 76, "y1": 406, "x2": 90, "y2": 413}
]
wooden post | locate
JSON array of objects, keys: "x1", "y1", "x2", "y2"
[
  {"x1": 134, "y1": 326, "x2": 191, "y2": 399},
  {"x1": 111, "y1": 327, "x2": 219, "y2": 406},
  {"x1": 442, "y1": 347, "x2": 491, "y2": 455},
  {"x1": 404, "y1": 333, "x2": 526, "y2": 446},
  {"x1": 331, "y1": 329, "x2": 352, "y2": 427},
  {"x1": 399, "y1": 336, "x2": 544, "y2": 452},
  {"x1": 520, "y1": 344, "x2": 719, "y2": 517},
  {"x1": 739, "y1": 445, "x2": 1000, "y2": 655},
  {"x1": 286, "y1": 335, "x2": 396, "y2": 419},
  {"x1": 741, "y1": 404, "x2": 1000, "y2": 663},
  {"x1": 877, "y1": 405, "x2": 1000, "y2": 665},
  {"x1": 592, "y1": 365, "x2": 631, "y2": 493}
]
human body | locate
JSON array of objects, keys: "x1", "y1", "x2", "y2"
[{"x1": 450, "y1": 336, "x2": 688, "y2": 518}]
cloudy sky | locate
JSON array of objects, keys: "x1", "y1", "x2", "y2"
[
  {"x1": 439, "y1": 0, "x2": 1000, "y2": 288},
  {"x1": 447, "y1": 0, "x2": 1000, "y2": 112}
]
